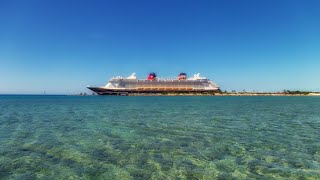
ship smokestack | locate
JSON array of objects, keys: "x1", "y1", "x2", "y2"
[
  {"x1": 147, "y1": 72, "x2": 157, "y2": 80},
  {"x1": 178, "y1": 73, "x2": 187, "y2": 80}
]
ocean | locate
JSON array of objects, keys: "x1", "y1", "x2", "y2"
[{"x1": 0, "y1": 95, "x2": 319, "y2": 179}]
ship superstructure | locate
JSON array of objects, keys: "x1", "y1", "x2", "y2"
[{"x1": 87, "y1": 73, "x2": 220, "y2": 95}]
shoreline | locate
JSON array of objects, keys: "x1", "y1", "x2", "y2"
[
  {"x1": 2, "y1": 93, "x2": 320, "y2": 97},
  {"x1": 105, "y1": 93, "x2": 320, "y2": 96},
  {"x1": 214, "y1": 93, "x2": 320, "y2": 97}
]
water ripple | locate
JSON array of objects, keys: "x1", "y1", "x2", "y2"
[{"x1": 0, "y1": 96, "x2": 320, "y2": 179}]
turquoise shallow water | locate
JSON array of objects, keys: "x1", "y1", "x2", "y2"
[{"x1": 0, "y1": 95, "x2": 320, "y2": 179}]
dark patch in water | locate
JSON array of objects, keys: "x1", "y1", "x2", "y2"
[
  {"x1": 91, "y1": 149, "x2": 119, "y2": 164},
  {"x1": 129, "y1": 169, "x2": 152, "y2": 180},
  {"x1": 0, "y1": 165, "x2": 11, "y2": 179}
]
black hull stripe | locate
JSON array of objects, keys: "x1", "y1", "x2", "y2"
[{"x1": 87, "y1": 87, "x2": 220, "y2": 95}]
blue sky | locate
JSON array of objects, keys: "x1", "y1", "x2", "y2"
[{"x1": 0, "y1": 0, "x2": 320, "y2": 94}]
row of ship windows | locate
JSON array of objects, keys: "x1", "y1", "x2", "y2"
[
  {"x1": 113, "y1": 83, "x2": 209, "y2": 88},
  {"x1": 117, "y1": 82, "x2": 207, "y2": 85}
]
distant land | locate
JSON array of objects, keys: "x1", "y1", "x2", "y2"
[
  {"x1": 1, "y1": 90, "x2": 320, "y2": 96},
  {"x1": 69, "y1": 90, "x2": 320, "y2": 96}
]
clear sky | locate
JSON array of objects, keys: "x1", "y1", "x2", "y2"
[{"x1": 1, "y1": 0, "x2": 320, "y2": 94}]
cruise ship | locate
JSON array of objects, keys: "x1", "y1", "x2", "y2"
[{"x1": 87, "y1": 73, "x2": 220, "y2": 95}]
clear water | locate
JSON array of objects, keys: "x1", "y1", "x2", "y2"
[{"x1": 0, "y1": 95, "x2": 320, "y2": 179}]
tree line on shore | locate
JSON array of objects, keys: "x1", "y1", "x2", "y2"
[
  {"x1": 222, "y1": 90, "x2": 318, "y2": 95},
  {"x1": 77, "y1": 90, "x2": 318, "y2": 96}
]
